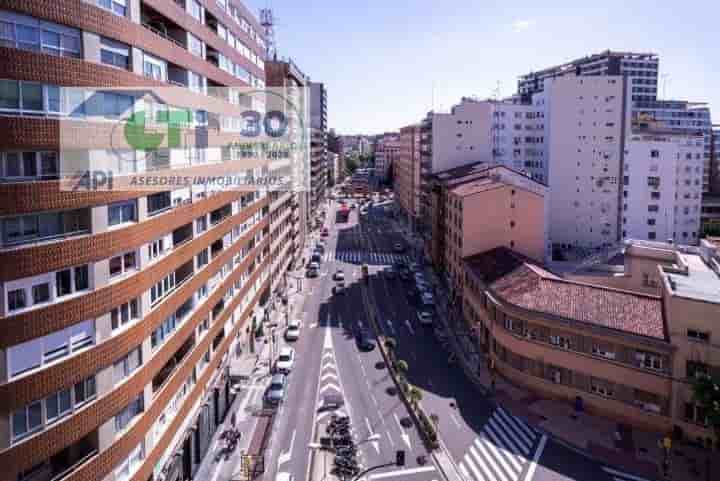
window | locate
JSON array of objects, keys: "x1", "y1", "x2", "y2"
[
  {"x1": 54, "y1": 265, "x2": 89, "y2": 297},
  {"x1": 115, "y1": 442, "x2": 144, "y2": 481},
  {"x1": 1, "y1": 151, "x2": 58, "y2": 180},
  {"x1": 686, "y1": 361, "x2": 710, "y2": 380},
  {"x1": 114, "y1": 347, "x2": 142, "y2": 384},
  {"x1": 685, "y1": 403, "x2": 709, "y2": 426},
  {"x1": 7, "y1": 320, "x2": 94, "y2": 377},
  {"x1": 151, "y1": 312, "x2": 179, "y2": 350},
  {"x1": 96, "y1": 0, "x2": 127, "y2": 17},
  {"x1": 590, "y1": 379, "x2": 614, "y2": 398},
  {"x1": 109, "y1": 251, "x2": 137, "y2": 277},
  {"x1": 11, "y1": 401, "x2": 42, "y2": 440},
  {"x1": 45, "y1": 387, "x2": 72, "y2": 422},
  {"x1": 687, "y1": 329, "x2": 709, "y2": 343},
  {"x1": 148, "y1": 236, "x2": 168, "y2": 261},
  {"x1": 196, "y1": 248, "x2": 209, "y2": 269},
  {"x1": 111, "y1": 298, "x2": 140, "y2": 331},
  {"x1": 100, "y1": 37, "x2": 130, "y2": 70},
  {"x1": 143, "y1": 53, "x2": 166, "y2": 81},
  {"x1": 99, "y1": 92, "x2": 133, "y2": 118},
  {"x1": 8, "y1": 288, "x2": 27, "y2": 311},
  {"x1": 188, "y1": 0, "x2": 203, "y2": 22},
  {"x1": 0, "y1": 11, "x2": 81, "y2": 58},
  {"x1": 74, "y1": 376, "x2": 96, "y2": 406},
  {"x1": 115, "y1": 394, "x2": 144, "y2": 432},
  {"x1": 188, "y1": 34, "x2": 204, "y2": 58},
  {"x1": 147, "y1": 191, "x2": 171, "y2": 216},
  {"x1": 591, "y1": 345, "x2": 616, "y2": 359},
  {"x1": 651, "y1": 149, "x2": 659, "y2": 158},
  {"x1": 108, "y1": 200, "x2": 137, "y2": 226},
  {"x1": 150, "y1": 272, "x2": 176, "y2": 306},
  {"x1": 648, "y1": 205, "x2": 659, "y2": 213},
  {"x1": 636, "y1": 350, "x2": 663, "y2": 371},
  {"x1": 196, "y1": 215, "x2": 207, "y2": 233}
]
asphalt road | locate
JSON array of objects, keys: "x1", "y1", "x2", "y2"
[
  {"x1": 354, "y1": 198, "x2": 656, "y2": 481},
  {"x1": 264, "y1": 200, "x2": 442, "y2": 481}
]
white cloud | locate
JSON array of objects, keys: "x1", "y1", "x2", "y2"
[{"x1": 511, "y1": 19, "x2": 536, "y2": 32}]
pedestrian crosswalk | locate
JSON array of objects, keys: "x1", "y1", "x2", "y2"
[
  {"x1": 602, "y1": 466, "x2": 654, "y2": 481},
  {"x1": 458, "y1": 407, "x2": 540, "y2": 481},
  {"x1": 334, "y1": 250, "x2": 413, "y2": 265}
]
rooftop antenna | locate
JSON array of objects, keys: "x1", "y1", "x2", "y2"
[{"x1": 260, "y1": 7, "x2": 276, "y2": 60}]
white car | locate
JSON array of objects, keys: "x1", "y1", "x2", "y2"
[
  {"x1": 275, "y1": 474, "x2": 295, "y2": 481},
  {"x1": 285, "y1": 320, "x2": 302, "y2": 341},
  {"x1": 276, "y1": 347, "x2": 295, "y2": 373},
  {"x1": 417, "y1": 311, "x2": 433, "y2": 325},
  {"x1": 334, "y1": 269, "x2": 345, "y2": 281}
]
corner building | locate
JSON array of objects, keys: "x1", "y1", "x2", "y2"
[{"x1": 0, "y1": 2, "x2": 287, "y2": 481}]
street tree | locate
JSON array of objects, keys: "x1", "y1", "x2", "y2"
[
  {"x1": 407, "y1": 385, "x2": 423, "y2": 407},
  {"x1": 692, "y1": 374, "x2": 720, "y2": 448}
]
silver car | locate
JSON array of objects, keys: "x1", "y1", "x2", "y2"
[{"x1": 265, "y1": 374, "x2": 287, "y2": 404}]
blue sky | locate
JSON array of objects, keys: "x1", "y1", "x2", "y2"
[{"x1": 248, "y1": 0, "x2": 718, "y2": 135}]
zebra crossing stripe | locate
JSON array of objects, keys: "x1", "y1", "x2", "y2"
[
  {"x1": 489, "y1": 415, "x2": 531, "y2": 455},
  {"x1": 497, "y1": 407, "x2": 536, "y2": 442},
  {"x1": 470, "y1": 441, "x2": 507, "y2": 481},
  {"x1": 477, "y1": 428, "x2": 523, "y2": 472},
  {"x1": 462, "y1": 450, "x2": 489, "y2": 481},
  {"x1": 602, "y1": 467, "x2": 654, "y2": 481},
  {"x1": 470, "y1": 434, "x2": 522, "y2": 478},
  {"x1": 458, "y1": 463, "x2": 472, "y2": 481},
  {"x1": 474, "y1": 437, "x2": 514, "y2": 481}
]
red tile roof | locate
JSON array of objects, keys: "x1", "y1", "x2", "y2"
[{"x1": 464, "y1": 247, "x2": 667, "y2": 340}]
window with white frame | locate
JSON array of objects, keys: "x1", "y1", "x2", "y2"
[
  {"x1": 6, "y1": 319, "x2": 95, "y2": 378},
  {"x1": 115, "y1": 394, "x2": 143, "y2": 433},
  {"x1": 115, "y1": 441, "x2": 144, "y2": 481},
  {"x1": 143, "y1": 53, "x2": 167, "y2": 82},
  {"x1": 147, "y1": 191, "x2": 172, "y2": 216},
  {"x1": 187, "y1": 33, "x2": 204, "y2": 59},
  {"x1": 147, "y1": 235, "x2": 170, "y2": 262},
  {"x1": 113, "y1": 346, "x2": 142, "y2": 385},
  {"x1": 188, "y1": 71, "x2": 205, "y2": 94},
  {"x1": 111, "y1": 298, "x2": 140, "y2": 332},
  {"x1": 0, "y1": 151, "x2": 58, "y2": 180},
  {"x1": 108, "y1": 199, "x2": 137, "y2": 226},
  {"x1": 150, "y1": 271, "x2": 176, "y2": 306},
  {"x1": 95, "y1": 0, "x2": 127, "y2": 17},
  {"x1": 0, "y1": 11, "x2": 81, "y2": 58},
  {"x1": 151, "y1": 312, "x2": 178, "y2": 350},
  {"x1": 187, "y1": 0, "x2": 203, "y2": 23},
  {"x1": 590, "y1": 378, "x2": 614, "y2": 398},
  {"x1": 55, "y1": 265, "x2": 89, "y2": 298},
  {"x1": 100, "y1": 36, "x2": 130, "y2": 70},
  {"x1": 109, "y1": 250, "x2": 138, "y2": 278},
  {"x1": 635, "y1": 350, "x2": 663, "y2": 371},
  {"x1": 2, "y1": 208, "x2": 90, "y2": 246}
]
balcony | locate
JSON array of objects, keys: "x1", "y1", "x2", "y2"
[
  {"x1": 152, "y1": 334, "x2": 196, "y2": 394},
  {"x1": 141, "y1": 3, "x2": 187, "y2": 50},
  {"x1": 210, "y1": 204, "x2": 232, "y2": 225},
  {"x1": 23, "y1": 431, "x2": 99, "y2": 481},
  {"x1": 172, "y1": 222, "x2": 194, "y2": 247}
]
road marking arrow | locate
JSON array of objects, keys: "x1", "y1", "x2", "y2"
[
  {"x1": 277, "y1": 429, "x2": 296, "y2": 467},
  {"x1": 321, "y1": 372, "x2": 338, "y2": 382},
  {"x1": 393, "y1": 412, "x2": 412, "y2": 449},
  {"x1": 320, "y1": 382, "x2": 341, "y2": 394},
  {"x1": 365, "y1": 417, "x2": 380, "y2": 454}
]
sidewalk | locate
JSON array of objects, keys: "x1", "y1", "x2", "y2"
[{"x1": 396, "y1": 228, "x2": 713, "y2": 481}]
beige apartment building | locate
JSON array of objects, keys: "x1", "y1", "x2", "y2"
[
  {"x1": 397, "y1": 125, "x2": 422, "y2": 222},
  {"x1": 462, "y1": 240, "x2": 720, "y2": 445}
]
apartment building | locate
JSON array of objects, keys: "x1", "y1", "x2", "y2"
[
  {"x1": 518, "y1": 50, "x2": 659, "y2": 104},
  {"x1": 396, "y1": 125, "x2": 421, "y2": 224},
  {"x1": 442, "y1": 166, "x2": 548, "y2": 291},
  {"x1": 543, "y1": 75, "x2": 626, "y2": 250},
  {"x1": 0, "y1": 2, "x2": 298, "y2": 481},
  {"x1": 310, "y1": 81, "x2": 328, "y2": 210},
  {"x1": 327, "y1": 152, "x2": 339, "y2": 187},
  {"x1": 462, "y1": 239, "x2": 720, "y2": 444},
  {"x1": 374, "y1": 133, "x2": 400, "y2": 183},
  {"x1": 712, "y1": 125, "x2": 720, "y2": 193}
]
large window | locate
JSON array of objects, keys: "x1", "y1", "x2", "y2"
[
  {"x1": 115, "y1": 441, "x2": 144, "y2": 481},
  {"x1": 95, "y1": 0, "x2": 127, "y2": 17},
  {"x1": 0, "y1": 151, "x2": 58, "y2": 180},
  {"x1": 187, "y1": 34, "x2": 204, "y2": 58},
  {"x1": 147, "y1": 191, "x2": 171, "y2": 216},
  {"x1": 114, "y1": 347, "x2": 142, "y2": 385},
  {"x1": 6, "y1": 266, "x2": 90, "y2": 314},
  {"x1": 151, "y1": 312, "x2": 179, "y2": 350},
  {"x1": 109, "y1": 250, "x2": 138, "y2": 278},
  {"x1": 7, "y1": 320, "x2": 95, "y2": 378},
  {"x1": 111, "y1": 298, "x2": 140, "y2": 332},
  {"x1": 143, "y1": 53, "x2": 167, "y2": 82},
  {"x1": 55, "y1": 265, "x2": 89, "y2": 297},
  {"x1": 0, "y1": 11, "x2": 81, "y2": 58},
  {"x1": 10, "y1": 401, "x2": 42, "y2": 441},
  {"x1": 115, "y1": 394, "x2": 144, "y2": 433},
  {"x1": 100, "y1": 37, "x2": 130, "y2": 70},
  {"x1": 108, "y1": 200, "x2": 137, "y2": 226},
  {"x1": 150, "y1": 272, "x2": 176, "y2": 306}
]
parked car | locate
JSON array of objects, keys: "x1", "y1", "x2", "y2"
[
  {"x1": 417, "y1": 311, "x2": 433, "y2": 325},
  {"x1": 276, "y1": 347, "x2": 295, "y2": 373},
  {"x1": 393, "y1": 243, "x2": 404, "y2": 253},
  {"x1": 306, "y1": 265, "x2": 319, "y2": 278},
  {"x1": 285, "y1": 319, "x2": 302, "y2": 341},
  {"x1": 334, "y1": 269, "x2": 345, "y2": 281},
  {"x1": 311, "y1": 253, "x2": 322, "y2": 264},
  {"x1": 334, "y1": 283, "x2": 345, "y2": 295},
  {"x1": 355, "y1": 329, "x2": 375, "y2": 351},
  {"x1": 321, "y1": 227, "x2": 329, "y2": 237},
  {"x1": 421, "y1": 292, "x2": 435, "y2": 306},
  {"x1": 265, "y1": 374, "x2": 287, "y2": 404}
]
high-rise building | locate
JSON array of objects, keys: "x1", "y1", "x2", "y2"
[
  {"x1": 0, "y1": 3, "x2": 299, "y2": 481},
  {"x1": 374, "y1": 133, "x2": 400, "y2": 183},
  {"x1": 396, "y1": 125, "x2": 422, "y2": 225},
  {"x1": 518, "y1": 50, "x2": 659, "y2": 104},
  {"x1": 310, "y1": 81, "x2": 328, "y2": 209}
]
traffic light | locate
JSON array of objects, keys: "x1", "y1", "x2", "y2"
[{"x1": 396, "y1": 450, "x2": 405, "y2": 467}]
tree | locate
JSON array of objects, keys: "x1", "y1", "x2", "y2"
[
  {"x1": 345, "y1": 155, "x2": 359, "y2": 175},
  {"x1": 407, "y1": 386, "x2": 423, "y2": 406},
  {"x1": 396, "y1": 359, "x2": 409, "y2": 375},
  {"x1": 692, "y1": 375, "x2": 720, "y2": 448},
  {"x1": 327, "y1": 128, "x2": 340, "y2": 154}
]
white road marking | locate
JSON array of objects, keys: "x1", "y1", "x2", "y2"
[
  {"x1": 321, "y1": 372, "x2": 338, "y2": 382},
  {"x1": 458, "y1": 463, "x2": 471, "y2": 481},
  {"x1": 320, "y1": 382, "x2": 341, "y2": 394},
  {"x1": 393, "y1": 412, "x2": 411, "y2": 449},
  {"x1": 404, "y1": 319, "x2": 415, "y2": 335},
  {"x1": 462, "y1": 450, "x2": 488, "y2": 481},
  {"x1": 488, "y1": 417, "x2": 529, "y2": 458},
  {"x1": 364, "y1": 417, "x2": 380, "y2": 454},
  {"x1": 522, "y1": 435, "x2": 548, "y2": 481},
  {"x1": 449, "y1": 412, "x2": 463, "y2": 429},
  {"x1": 368, "y1": 466, "x2": 436, "y2": 479},
  {"x1": 277, "y1": 429, "x2": 296, "y2": 467},
  {"x1": 385, "y1": 430, "x2": 395, "y2": 446}
]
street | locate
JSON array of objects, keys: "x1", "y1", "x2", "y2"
[{"x1": 201, "y1": 192, "x2": 662, "y2": 481}]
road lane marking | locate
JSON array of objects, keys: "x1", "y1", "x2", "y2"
[
  {"x1": 368, "y1": 466, "x2": 436, "y2": 479},
  {"x1": 276, "y1": 429, "x2": 296, "y2": 467},
  {"x1": 404, "y1": 319, "x2": 415, "y2": 335},
  {"x1": 522, "y1": 434, "x2": 548, "y2": 481},
  {"x1": 449, "y1": 412, "x2": 463, "y2": 429}
]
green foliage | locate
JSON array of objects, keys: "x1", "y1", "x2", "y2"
[
  {"x1": 396, "y1": 360, "x2": 409, "y2": 374},
  {"x1": 692, "y1": 375, "x2": 720, "y2": 442},
  {"x1": 408, "y1": 385, "x2": 423, "y2": 405}
]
